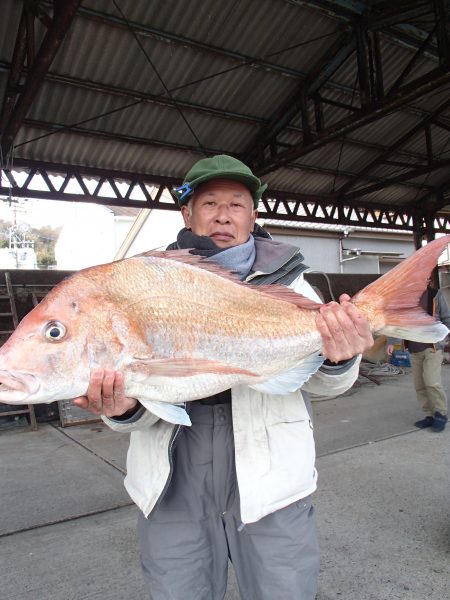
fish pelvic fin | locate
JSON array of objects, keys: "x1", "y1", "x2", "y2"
[
  {"x1": 352, "y1": 235, "x2": 450, "y2": 344},
  {"x1": 140, "y1": 399, "x2": 191, "y2": 425},
  {"x1": 250, "y1": 352, "x2": 325, "y2": 395}
]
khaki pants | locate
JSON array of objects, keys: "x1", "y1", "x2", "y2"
[{"x1": 410, "y1": 348, "x2": 448, "y2": 416}]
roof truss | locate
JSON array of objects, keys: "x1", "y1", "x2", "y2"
[
  {"x1": 2, "y1": 159, "x2": 449, "y2": 239},
  {"x1": 247, "y1": 1, "x2": 450, "y2": 181},
  {"x1": 1, "y1": 0, "x2": 450, "y2": 242},
  {"x1": 0, "y1": 0, "x2": 81, "y2": 159}
]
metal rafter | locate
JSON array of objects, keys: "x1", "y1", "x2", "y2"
[
  {"x1": 0, "y1": 60, "x2": 264, "y2": 126},
  {"x1": 0, "y1": 159, "x2": 180, "y2": 210},
  {"x1": 64, "y1": 2, "x2": 444, "y2": 88},
  {"x1": 287, "y1": 0, "x2": 441, "y2": 60},
  {"x1": 19, "y1": 117, "x2": 221, "y2": 155},
  {"x1": 248, "y1": 2, "x2": 450, "y2": 177},
  {"x1": 333, "y1": 96, "x2": 450, "y2": 198},
  {"x1": 0, "y1": 0, "x2": 81, "y2": 160},
  {"x1": 254, "y1": 67, "x2": 450, "y2": 175},
  {"x1": 15, "y1": 117, "x2": 434, "y2": 195},
  {"x1": 1, "y1": 1, "x2": 448, "y2": 240},
  {"x1": 243, "y1": 29, "x2": 356, "y2": 162},
  {"x1": 0, "y1": 58, "x2": 442, "y2": 171},
  {"x1": 414, "y1": 173, "x2": 450, "y2": 213},
  {"x1": 71, "y1": 4, "x2": 310, "y2": 82},
  {"x1": 2, "y1": 159, "x2": 450, "y2": 233}
]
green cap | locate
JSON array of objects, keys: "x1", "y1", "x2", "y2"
[{"x1": 172, "y1": 154, "x2": 267, "y2": 208}]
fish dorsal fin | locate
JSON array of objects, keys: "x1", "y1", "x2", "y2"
[
  {"x1": 136, "y1": 249, "x2": 243, "y2": 281},
  {"x1": 135, "y1": 249, "x2": 323, "y2": 310},
  {"x1": 250, "y1": 285, "x2": 322, "y2": 309}
]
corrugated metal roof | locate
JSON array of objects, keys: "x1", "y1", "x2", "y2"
[{"x1": 2, "y1": 0, "x2": 450, "y2": 229}]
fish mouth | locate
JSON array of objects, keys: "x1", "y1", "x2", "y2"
[{"x1": 0, "y1": 371, "x2": 40, "y2": 404}]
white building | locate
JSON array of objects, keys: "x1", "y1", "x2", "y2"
[
  {"x1": 55, "y1": 201, "x2": 183, "y2": 270},
  {"x1": 261, "y1": 220, "x2": 415, "y2": 274},
  {"x1": 0, "y1": 243, "x2": 37, "y2": 269},
  {"x1": 54, "y1": 202, "x2": 420, "y2": 274}
]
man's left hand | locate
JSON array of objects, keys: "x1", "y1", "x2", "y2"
[
  {"x1": 73, "y1": 368, "x2": 138, "y2": 418},
  {"x1": 315, "y1": 294, "x2": 373, "y2": 363}
]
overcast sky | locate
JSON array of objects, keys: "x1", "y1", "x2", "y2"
[{"x1": 0, "y1": 197, "x2": 75, "y2": 229}]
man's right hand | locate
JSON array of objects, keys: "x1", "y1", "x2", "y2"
[{"x1": 73, "y1": 368, "x2": 138, "y2": 418}]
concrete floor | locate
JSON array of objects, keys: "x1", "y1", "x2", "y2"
[{"x1": 1, "y1": 364, "x2": 449, "y2": 600}]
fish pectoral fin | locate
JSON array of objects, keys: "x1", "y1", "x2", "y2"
[
  {"x1": 250, "y1": 352, "x2": 325, "y2": 395},
  {"x1": 140, "y1": 399, "x2": 192, "y2": 426},
  {"x1": 128, "y1": 357, "x2": 257, "y2": 378}
]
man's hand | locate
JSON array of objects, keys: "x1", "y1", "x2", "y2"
[
  {"x1": 73, "y1": 368, "x2": 138, "y2": 418},
  {"x1": 315, "y1": 294, "x2": 374, "y2": 363},
  {"x1": 386, "y1": 344, "x2": 394, "y2": 356}
]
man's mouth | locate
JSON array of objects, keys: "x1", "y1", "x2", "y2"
[{"x1": 211, "y1": 232, "x2": 234, "y2": 242}]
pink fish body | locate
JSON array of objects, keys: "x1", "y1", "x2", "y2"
[{"x1": 0, "y1": 237, "x2": 448, "y2": 424}]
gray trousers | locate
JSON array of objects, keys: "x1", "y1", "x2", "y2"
[{"x1": 137, "y1": 402, "x2": 320, "y2": 600}]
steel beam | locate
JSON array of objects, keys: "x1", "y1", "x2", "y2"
[
  {"x1": 0, "y1": 0, "x2": 81, "y2": 160},
  {"x1": 334, "y1": 96, "x2": 450, "y2": 197},
  {"x1": 342, "y1": 158, "x2": 450, "y2": 201},
  {"x1": 12, "y1": 108, "x2": 438, "y2": 179},
  {"x1": 2, "y1": 159, "x2": 449, "y2": 234},
  {"x1": 0, "y1": 159, "x2": 181, "y2": 210},
  {"x1": 243, "y1": 31, "x2": 356, "y2": 161},
  {"x1": 248, "y1": 2, "x2": 450, "y2": 175},
  {"x1": 355, "y1": 23, "x2": 371, "y2": 108},
  {"x1": 286, "y1": 0, "x2": 442, "y2": 61},
  {"x1": 363, "y1": 4, "x2": 433, "y2": 31},
  {"x1": 255, "y1": 67, "x2": 450, "y2": 175},
  {"x1": 388, "y1": 26, "x2": 436, "y2": 96},
  {"x1": 414, "y1": 174, "x2": 450, "y2": 213},
  {"x1": 0, "y1": 61, "x2": 262, "y2": 126},
  {"x1": 18, "y1": 118, "x2": 221, "y2": 155},
  {"x1": 434, "y1": 0, "x2": 450, "y2": 68},
  {"x1": 71, "y1": 2, "x2": 444, "y2": 88},
  {"x1": 71, "y1": 3, "x2": 310, "y2": 82},
  {"x1": 17, "y1": 116, "x2": 434, "y2": 196},
  {"x1": 372, "y1": 31, "x2": 384, "y2": 100},
  {"x1": 0, "y1": 3, "x2": 28, "y2": 135}
]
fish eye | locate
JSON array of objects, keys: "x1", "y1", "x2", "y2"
[{"x1": 44, "y1": 321, "x2": 67, "y2": 342}]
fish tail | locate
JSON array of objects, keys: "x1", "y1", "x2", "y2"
[{"x1": 352, "y1": 235, "x2": 450, "y2": 343}]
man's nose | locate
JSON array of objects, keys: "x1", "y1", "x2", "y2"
[{"x1": 215, "y1": 206, "x2": 231, "y2": 222}]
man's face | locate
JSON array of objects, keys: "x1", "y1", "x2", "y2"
[{"x1": 181, "y1": 179, "x2": 257, "y2": 249}]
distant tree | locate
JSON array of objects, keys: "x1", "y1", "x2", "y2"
[
  {"x1": 0, "y1": 219, "x2": 10, "y2": 248},
  {"x1": 29, "y1": 225, "x2": 61, "y2": 268},
  {"x1": 0, "y1": 219, "x2": 61, "y2": 268}
]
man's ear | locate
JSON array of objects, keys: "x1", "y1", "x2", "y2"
[{"x1": 181, "y1": 205, "x2": 191, "y2": 228}]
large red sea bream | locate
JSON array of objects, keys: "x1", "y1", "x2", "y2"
[{"x1": 0, "y1": 236, "x2": 448, "y2": 425}]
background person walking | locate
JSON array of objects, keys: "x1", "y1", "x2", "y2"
[{"x1": 387, "y1": 268, "x2": 450, "y2": 432}]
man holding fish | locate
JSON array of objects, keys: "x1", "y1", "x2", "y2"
[{"x1": 74, "y1": 155, "x2": 374, "y2": 599}]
